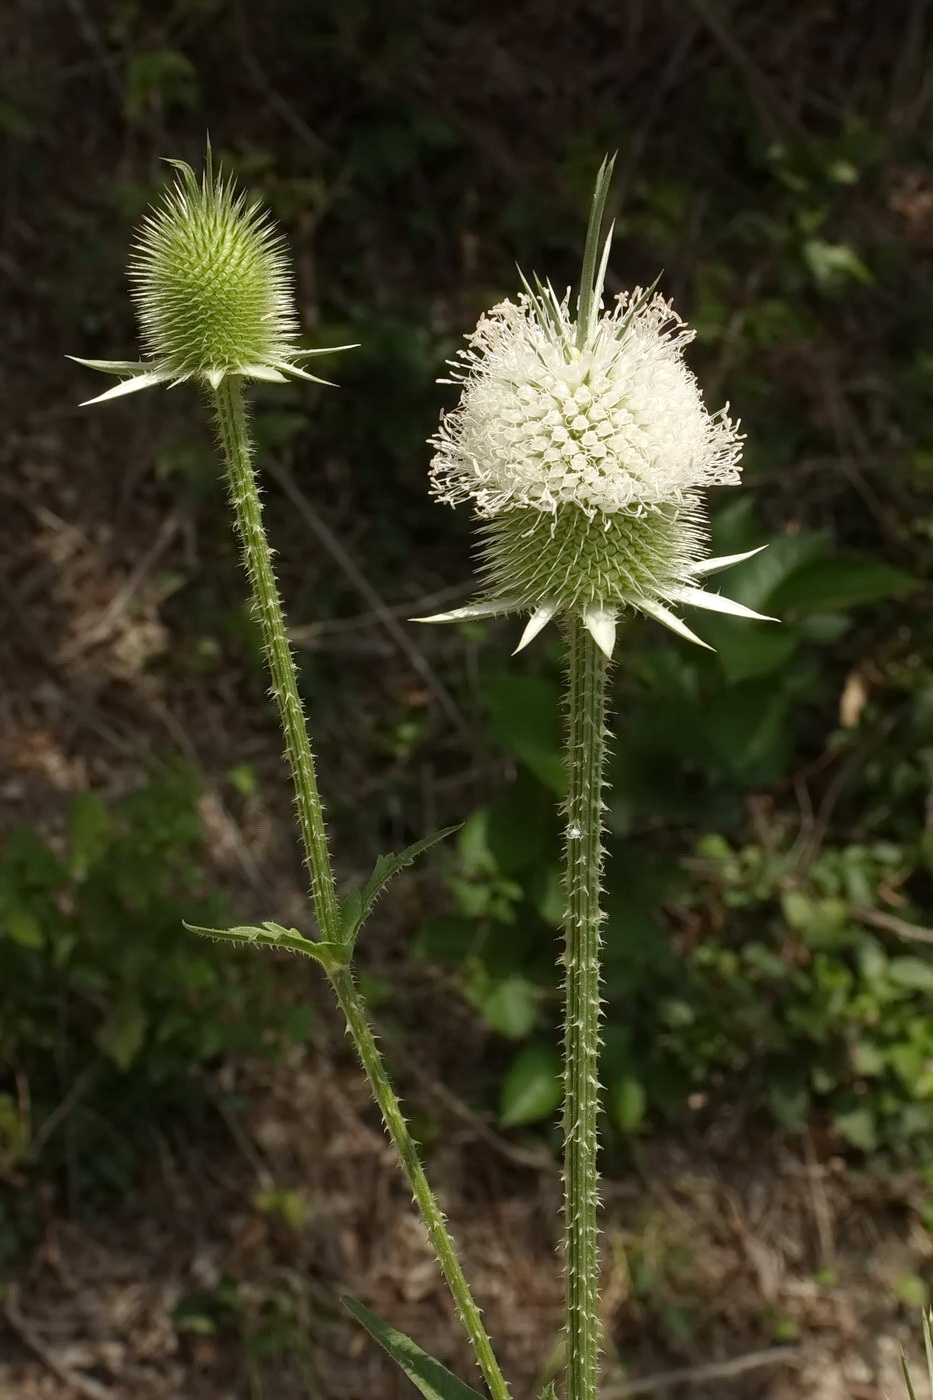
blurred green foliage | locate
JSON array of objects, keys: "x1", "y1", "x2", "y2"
[
  {"x1": 0, "y1": 770, "x2": 310, "y2": 1252},
  {"x1": 2, "y1": 0, "x2": 932, "y2": 1211},
  {"x1": 415, "y1": 511, "x2": 932, "y2": 1157}
]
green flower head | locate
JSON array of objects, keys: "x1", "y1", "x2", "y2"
[{"x1": 72, "y1": 147, "x2": 353, "y2": 404}]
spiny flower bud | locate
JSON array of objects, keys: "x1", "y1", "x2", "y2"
[
  {"x1": 71, "y1": 149, "x2": 352, "y2": 405},
  {"x1": 420, "y1": 158, "x2": 772, "y2": 658}
]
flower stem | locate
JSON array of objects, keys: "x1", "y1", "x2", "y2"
[
  {"x1": 212, "y1": 375, "x2": 339, "y2": 938},
  {"x1": 211, "y1": 376, "x2": 511, "y2": 1400},
  {"x1": 561, "y1": 615, "x2": 610, "y2": 1400},
  {"x1": 331, "y1": 966, "x2": 511, "y2": 1400}
]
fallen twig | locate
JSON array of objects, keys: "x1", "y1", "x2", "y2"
[
  {"x1": 852, "y1": 905, "x2": 933, "y2": 946},
  {"x1": 268, "y1": 455, "x2": 472, "y2": 739},
  {"x1": 602, "y1": 1343, "x2": 810, "y2": 1398},
  {"x1": 3, "y1": 1283, "x2": 115, "y2": 1400}
]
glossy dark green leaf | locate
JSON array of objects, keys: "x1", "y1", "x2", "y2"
[
  {"x1": 700, "y1": 679, "x2": 792, "y2": 784},
  {"x1": 483, "y1": 673, "x2": 565, "y2": 795},
  {"x1": 701, "y1": 617, "x2": 799, "y2": 682},
  {"x1": 767, "y1": 556, "x2": 919, "y2": 614},
  {"x1": 341, "y1": 1295, "x2": 486, "y2": 1400},
  {"x1": 717, "y1": 532, "x2": 826, "y2": 611}
]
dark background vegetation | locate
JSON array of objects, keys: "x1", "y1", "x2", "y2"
[{"x1": 1, "y1": 1, "x2": 932, "y2": 1397}]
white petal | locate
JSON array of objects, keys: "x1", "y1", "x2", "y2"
[
  {"x1": 688, "y1": 545, "x2": 768, "y2": 576},
  {"x1": 636, "y1": 596, "x2": 714, "y2": 650},
  {"x1": 514, "y1": 601, "x2": 558, "y2": 654},
  {"x1": 582, "y1": 603, "x2": 617, "y2": 659},
  {"x1": 241, "y1": 364, "x2": 288, "y2": 383},
  {"x1": 670, "y1": 585, "x2": 777, "y2": 622},
  {"x1": 79, "y1": 370, "x2": 172, "y2": 406},
  {"x1": 68, "y1": 356, "x2": 151, "y2": 374},
  {"x1": 413, "y1": 598, "x2": 520, "y2": 624}
]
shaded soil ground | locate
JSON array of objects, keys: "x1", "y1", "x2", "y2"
[{"x1": 0, "y1": 1039, "x2": 930, "y2": 1399}]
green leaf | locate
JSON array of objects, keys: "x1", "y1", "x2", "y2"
[
  {"x1": 4, "y1": 907, "x2": 44, "y2": 949},
  {"x1": 69, "y1": 792, "x2": 114, "y2": 878},
  {"x1": 834, "y1": 1106, "x2": 877, "y2": 1152},
  {"x1": 96, "y1": 1000, "x2": 147, "y2": 1071},
  {"x1": 474, "y1": 976, "x2": 539, "y2": 1040},
  {"x1": 888, "y1": 957, "x2": 933, "y2": 993},
  {"x1": 612, "y1": 1076, "x2": 647, "y2": 1134},
  {"x1": 767, "y1": 557, "x2": 919, "y2": 615},
  {"x1": 413, "y1": 915, "x2": 478, "y2": 967},
  {"x1": 803, "y1": 238, "x2": 872, "y2": 289},
  {"x1": 184, "y1": 919, "x2": 346, "y2": 969},
  {"x1": 702, "y1": 618, "x2": 799, "y2": 682},
  {"x1": 896, "y1": 1275, "x2": 929, "y2": 1310},
  {"x1": 500, "y1": 1042, "x2": 562, "y2": 1126},
  {"x1": 483, "y1": 674, "x2": 565, "y2": 795},
  {"x1": 341, "y1": 1295, "x2": 485, "y2": 1400},
  {"x1": 340, "y1": 826, "x2": 460, "y2": 949},
  {"x1": 717, "y1": 532, "x2": 826, "y2": 612},
  {"x1": 700, "y1": 678, "x2": 792, "y2": 784},
  {"x1": 485, "y1": 773, "x2": 556, "y2": 875}
]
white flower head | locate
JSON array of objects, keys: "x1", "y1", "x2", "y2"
[
  {"x1": 430, "y1": 287, "x2": 742, "y2": 518},
  {"x1": 71, "y1": 145, "x2": 354, "y2": 405},
  {"x1": 420, "y1": 157, "x2": 772, "y2": 657}
]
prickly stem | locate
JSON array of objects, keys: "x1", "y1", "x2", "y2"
[
  {"x1": 561, "y1": 615, "x2": 610, "y2": 1400},
  {"x1": 211, "y1": 375, "x2": 511, "y2": 1400},
  {"x1": 212, "y1": 375, "x2": 340, "y2": 934}
]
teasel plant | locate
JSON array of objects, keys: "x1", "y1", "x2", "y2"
[
  {"x1": 421, "y1": 155, "x2": 774, "y2": 1400},
  {"x1": 73, "y1": 146, "x2": 511, "y2": 1400},
  {"x1": 74, "y1": 146, "x2": 773, "y2": 1400}
]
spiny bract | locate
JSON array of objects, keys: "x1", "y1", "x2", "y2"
[
  {"x1": 420, "y1": 157, "x2": 773, "y2": 658},
  {"x1": 71, "y1": 150, "x2": 352, "y2": 404}
]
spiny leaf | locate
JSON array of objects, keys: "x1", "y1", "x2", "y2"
[
  {"x1": 184, "y1": 919, "x2": 347, "y2": 970},
  {"x1": 341, "y1": 1295, "x2": 486, "y2": 1400},
  {"x1": 339, "y1": 826, "x2": 460, "y2": 950}
]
